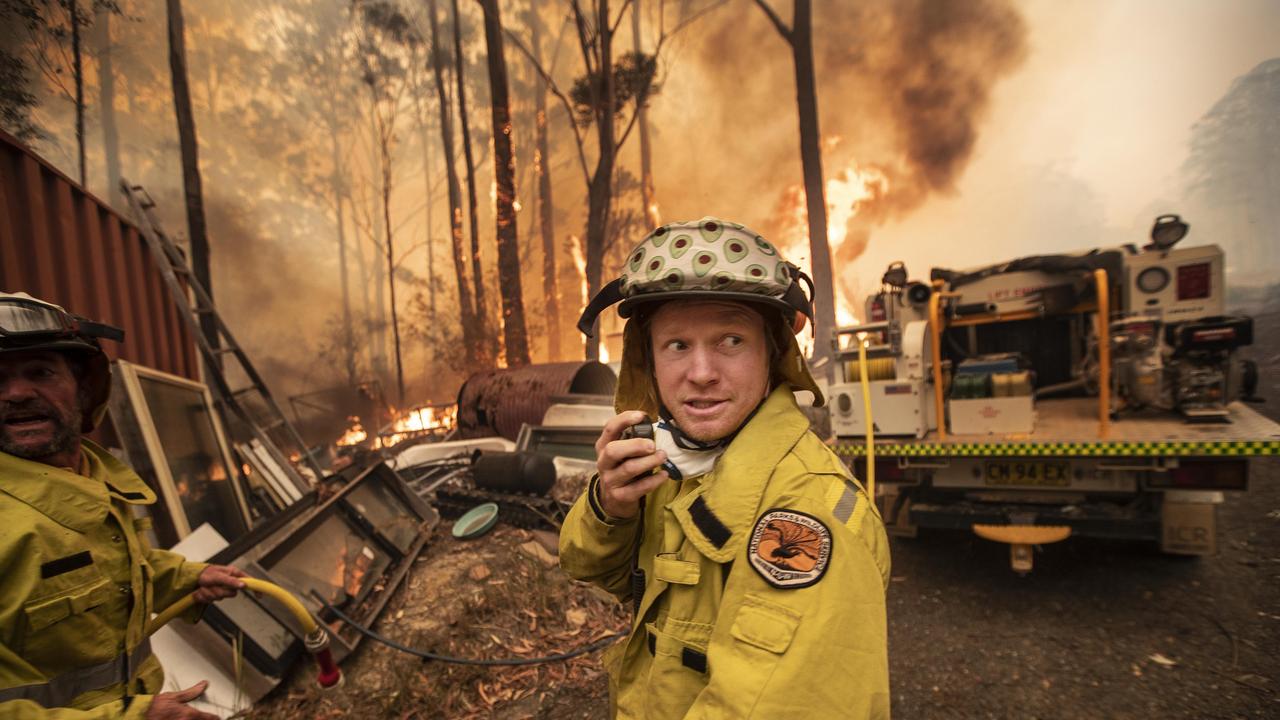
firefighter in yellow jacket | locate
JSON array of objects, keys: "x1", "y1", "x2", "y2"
[
  {"x1": 0, "y1": 292, "x2": 246, "y2": 719},
  {"x1": 561, "y1": 219, "x2": 891, "y2": 718}
]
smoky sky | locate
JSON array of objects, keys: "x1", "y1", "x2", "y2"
[
  {"x1": 653, "y1": 0, "x2": 1026, "y2": 310},
  {"x1": 9, "y1": 0, "x2": 1032, "y2": 403}
]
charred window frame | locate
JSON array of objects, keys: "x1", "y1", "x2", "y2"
[
  {"x1": 107, "y1": 360, "x2": 251, "y2": 546},
  {"x1": 211, "y1": 462, "x2": 435, "y2": 659}
]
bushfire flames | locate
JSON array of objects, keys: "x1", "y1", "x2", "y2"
[
  {"x1": 335, "y1": 405, "x2": 457, "y2": 449},
  {"x1": 773, "y1": 157, "x2": 890, "y2": 318},
  {"x1": 335, "y1": 417, "x2": 368, "y2": 447}
]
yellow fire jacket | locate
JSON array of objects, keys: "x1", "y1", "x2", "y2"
[
  {"x1": 0, "y1": 440, "x2": 206, "y2": 718},
  {"x1": 560, "y1": 387, "x2": 892, "y2": 719}
]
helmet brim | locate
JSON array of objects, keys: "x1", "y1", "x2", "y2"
[{"x1": 618, "y1": 291, "x2": 802, "y2": 323}]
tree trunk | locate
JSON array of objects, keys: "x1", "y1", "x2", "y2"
[
  {"x1": 367, "y1": 104, "x2": 390, "y2": 383},
  {"x1": 582, "y1": 0, "x2": 616, "y2": 361},
  {"x1": 632, "y1": 0, "x2": 659, "y2": 228},
  {"x1": 70, "y1": 0, "x2": 85, "y2": 187},
  {"x1": 353, "y1": 189, "x2": 377, "y2": 376},
  {"x1": 428, "y1": 0, "x2": 478, "y2": 370},
  {"x1": 94, "y1": 6, "x2": 120, "y2": 197},
  {"x1": 791, "y1": 0, "x2": 833, "y2": 371},
  {"x1": 480, "y1": 0, "x2": 530, "y2": 367},
  {"x1": 452, "y1": 0, "x2": 490, "y2": 363},
  {"x1": 414, "y1": 92, "x2": 437, "y2": 315},
  {"x1": 325, "y1": 107, "x2": 357, "y2": 387},
  {"x1": 335, "y1": 176, "x2": 356, "y2": 386},
  {"x1": 165, "y1": 0, "x2": 218, "y2": 355},
  {"x1": 529, "y1": 1, "x2": 561, "y2": 361},
  {"x1": 379, "y1": 127, "x2": 405, "y2": 404}
]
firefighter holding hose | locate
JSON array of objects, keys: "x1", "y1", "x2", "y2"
[
  {"x1": 561, "y1": 219, "x2": 891, "y2": 718},
  {"x1": 0, "y1": 292, "x2": 246, "y2": 719}
]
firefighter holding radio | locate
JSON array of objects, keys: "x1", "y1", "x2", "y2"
[{"x1": 561, "y1": 219, "x2": 892, "y2": 718}]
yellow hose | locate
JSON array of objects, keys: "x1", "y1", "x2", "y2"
[
  {"x1": 858, "y1": 335, "x2": 875, "y2": 500},
  {"x1": 146, "y1": 577, "x2": 320, "y2": 638},
  {"x1": 1094, "y1": 268, "x2": 1110, "y2": 439},
  {"x1": 928, "y1": 282, "x2": 947, "y2": 440}
]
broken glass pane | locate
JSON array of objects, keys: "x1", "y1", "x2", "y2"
[
  {"x1": 136, "y1": 375, "x2": 248, "y2": 541},
  {"x1": 262, "y1": 513, "x2": 392, "y2": 609},
  {"x1": 345, "y1": 480, "x2": 420, "y2": 554}
]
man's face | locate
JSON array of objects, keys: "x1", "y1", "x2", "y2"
[
  {"x1": 650, "y1": 300, "x2": 771, "y2": 442},
  {"x1": 0, "y1": 350, "x2": 84, "y2": 462}
]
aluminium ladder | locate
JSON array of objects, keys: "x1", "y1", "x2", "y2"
[{"x1": 120, "y1": 180, "x2": 327, "y2": 488}]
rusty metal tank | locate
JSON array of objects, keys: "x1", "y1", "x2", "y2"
[{"x1": 456, "y1": 362, "x2": 616, "y2": 440}]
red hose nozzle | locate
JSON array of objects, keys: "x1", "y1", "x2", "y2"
[
  {"x1": 305, "y1": 628, "x2": 343, "y2": 689},
  {"x1": 315, "y1": 647, "x2": 343, "y2": 689}
]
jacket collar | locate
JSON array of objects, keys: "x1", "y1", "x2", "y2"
[
  {"x1": 667, "y1": 386, "x2": 810, "y2": 563},
  {"x1": 0, "y1": 439, "x2": 156, "y2": 532}
]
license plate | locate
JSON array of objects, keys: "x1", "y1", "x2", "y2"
[{"x1": 984, "y1": 461, "x2": 1071, "y2": 487}]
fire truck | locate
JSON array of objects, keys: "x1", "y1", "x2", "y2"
[{"x1": 827, "y1": 215, "x2": 1279, "y2": 572}]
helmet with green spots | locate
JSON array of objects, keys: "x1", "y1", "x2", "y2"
[{"x1": 577, "y1": 217, "x2": 814, "y2": 336}]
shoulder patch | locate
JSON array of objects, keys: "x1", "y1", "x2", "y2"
[{"x1": 747, "y1": 509, "x2": 832, "y2": 589}]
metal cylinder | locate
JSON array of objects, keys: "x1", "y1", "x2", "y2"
[
  {"x1": 843, "y1": 357, "x2": 896, "y2": 382},
  {"x1": 456, "y1": 362, "x2": 617, "y2": 440},
  {"x1": 471, "y1": 450, "x2": 557, "y2": 496}
]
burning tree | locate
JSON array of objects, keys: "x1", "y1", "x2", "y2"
[
  {"x1": 506, "y1": 0, "x2": 725, "y2": 359},
  {"x1": 478, "y1": 0, "x2": 532, "y2": 367},
  {"x1": 353, "y1": 0, "x2": 419, "y2": 404},
  {"x1": 752, "y1": 0, "x2": 834, "y2": 370}
]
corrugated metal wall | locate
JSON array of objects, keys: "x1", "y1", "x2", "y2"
[{"x1": 0, "y1": 130, "x2": 199, "y2": 381}]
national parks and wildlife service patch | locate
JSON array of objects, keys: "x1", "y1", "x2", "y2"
[{"x1": 747, "y1": 509, "x2": 832, "y2": 589}]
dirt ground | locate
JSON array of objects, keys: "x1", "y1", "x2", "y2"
[
  {"x1": 244, "y1": 525, "x2": 624, "y2": 720},
  {"x1": 884, "y1": 457, "x2": 1280, "y2": 719}
]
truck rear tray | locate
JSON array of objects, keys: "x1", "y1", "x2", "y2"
[{"x1": 833, "y1": 399, "x2": 1280, "y2": 458}]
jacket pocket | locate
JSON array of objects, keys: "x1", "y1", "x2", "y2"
[
  {"x1": 23, "y1": 575, "x2": 114, "y2": 632},
  {"x1": 688, "y1": 594, "x2": 803, "y2": 718},
  {"x1": 730, "y1": 593, "x2": 801, "y2": 654},
  {"x1": 640, "y1": 619, "x2": 713, "y2": 717}
]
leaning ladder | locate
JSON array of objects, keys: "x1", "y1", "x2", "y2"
[{"x1": 121, "y1": 180, "x2": 327, "y2": 486}]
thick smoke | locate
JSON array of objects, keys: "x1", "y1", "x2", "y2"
[
  {"x1": 859, "y1": 0, "x2": 1028, "y2": 212},
  {"x1": 662, "y1": 0, "x2": 1026, "y2": 306}
]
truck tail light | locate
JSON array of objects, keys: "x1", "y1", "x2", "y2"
[{"x1": 1149, "y1": 460, "x2": 1246, "y2": 491}]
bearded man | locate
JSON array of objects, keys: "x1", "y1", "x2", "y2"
[{"x1": 0, "y1": 293, "x2": 245, "y2": 719}]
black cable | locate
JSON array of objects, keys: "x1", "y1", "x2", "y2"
[{"x1": 320, "y1": 599, "x2": 625, "y2": 666}]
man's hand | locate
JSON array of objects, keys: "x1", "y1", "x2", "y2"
[
  {"x1": 192, "y1": 565, "x2": 247, "y2": 604},
  {"x1": 145, "y1": 681, "x2": 218, "y2": 719},
  {"x1": 595, "y1": 411, "x2": 669, "y2": 520}
]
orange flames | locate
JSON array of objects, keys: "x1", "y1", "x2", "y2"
[
  {"x1": 335, "y1": 416, "x2": 368, "y2": 447},
  {"x1": 772, "y1": 157, "x2": 890, "y2": 323},
  {"x1": 569, "y1": 235, "x2": 587, "y2": 308},
  {"x1": 334, "y1": 404, "x2": 457, "y2": 449}
]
